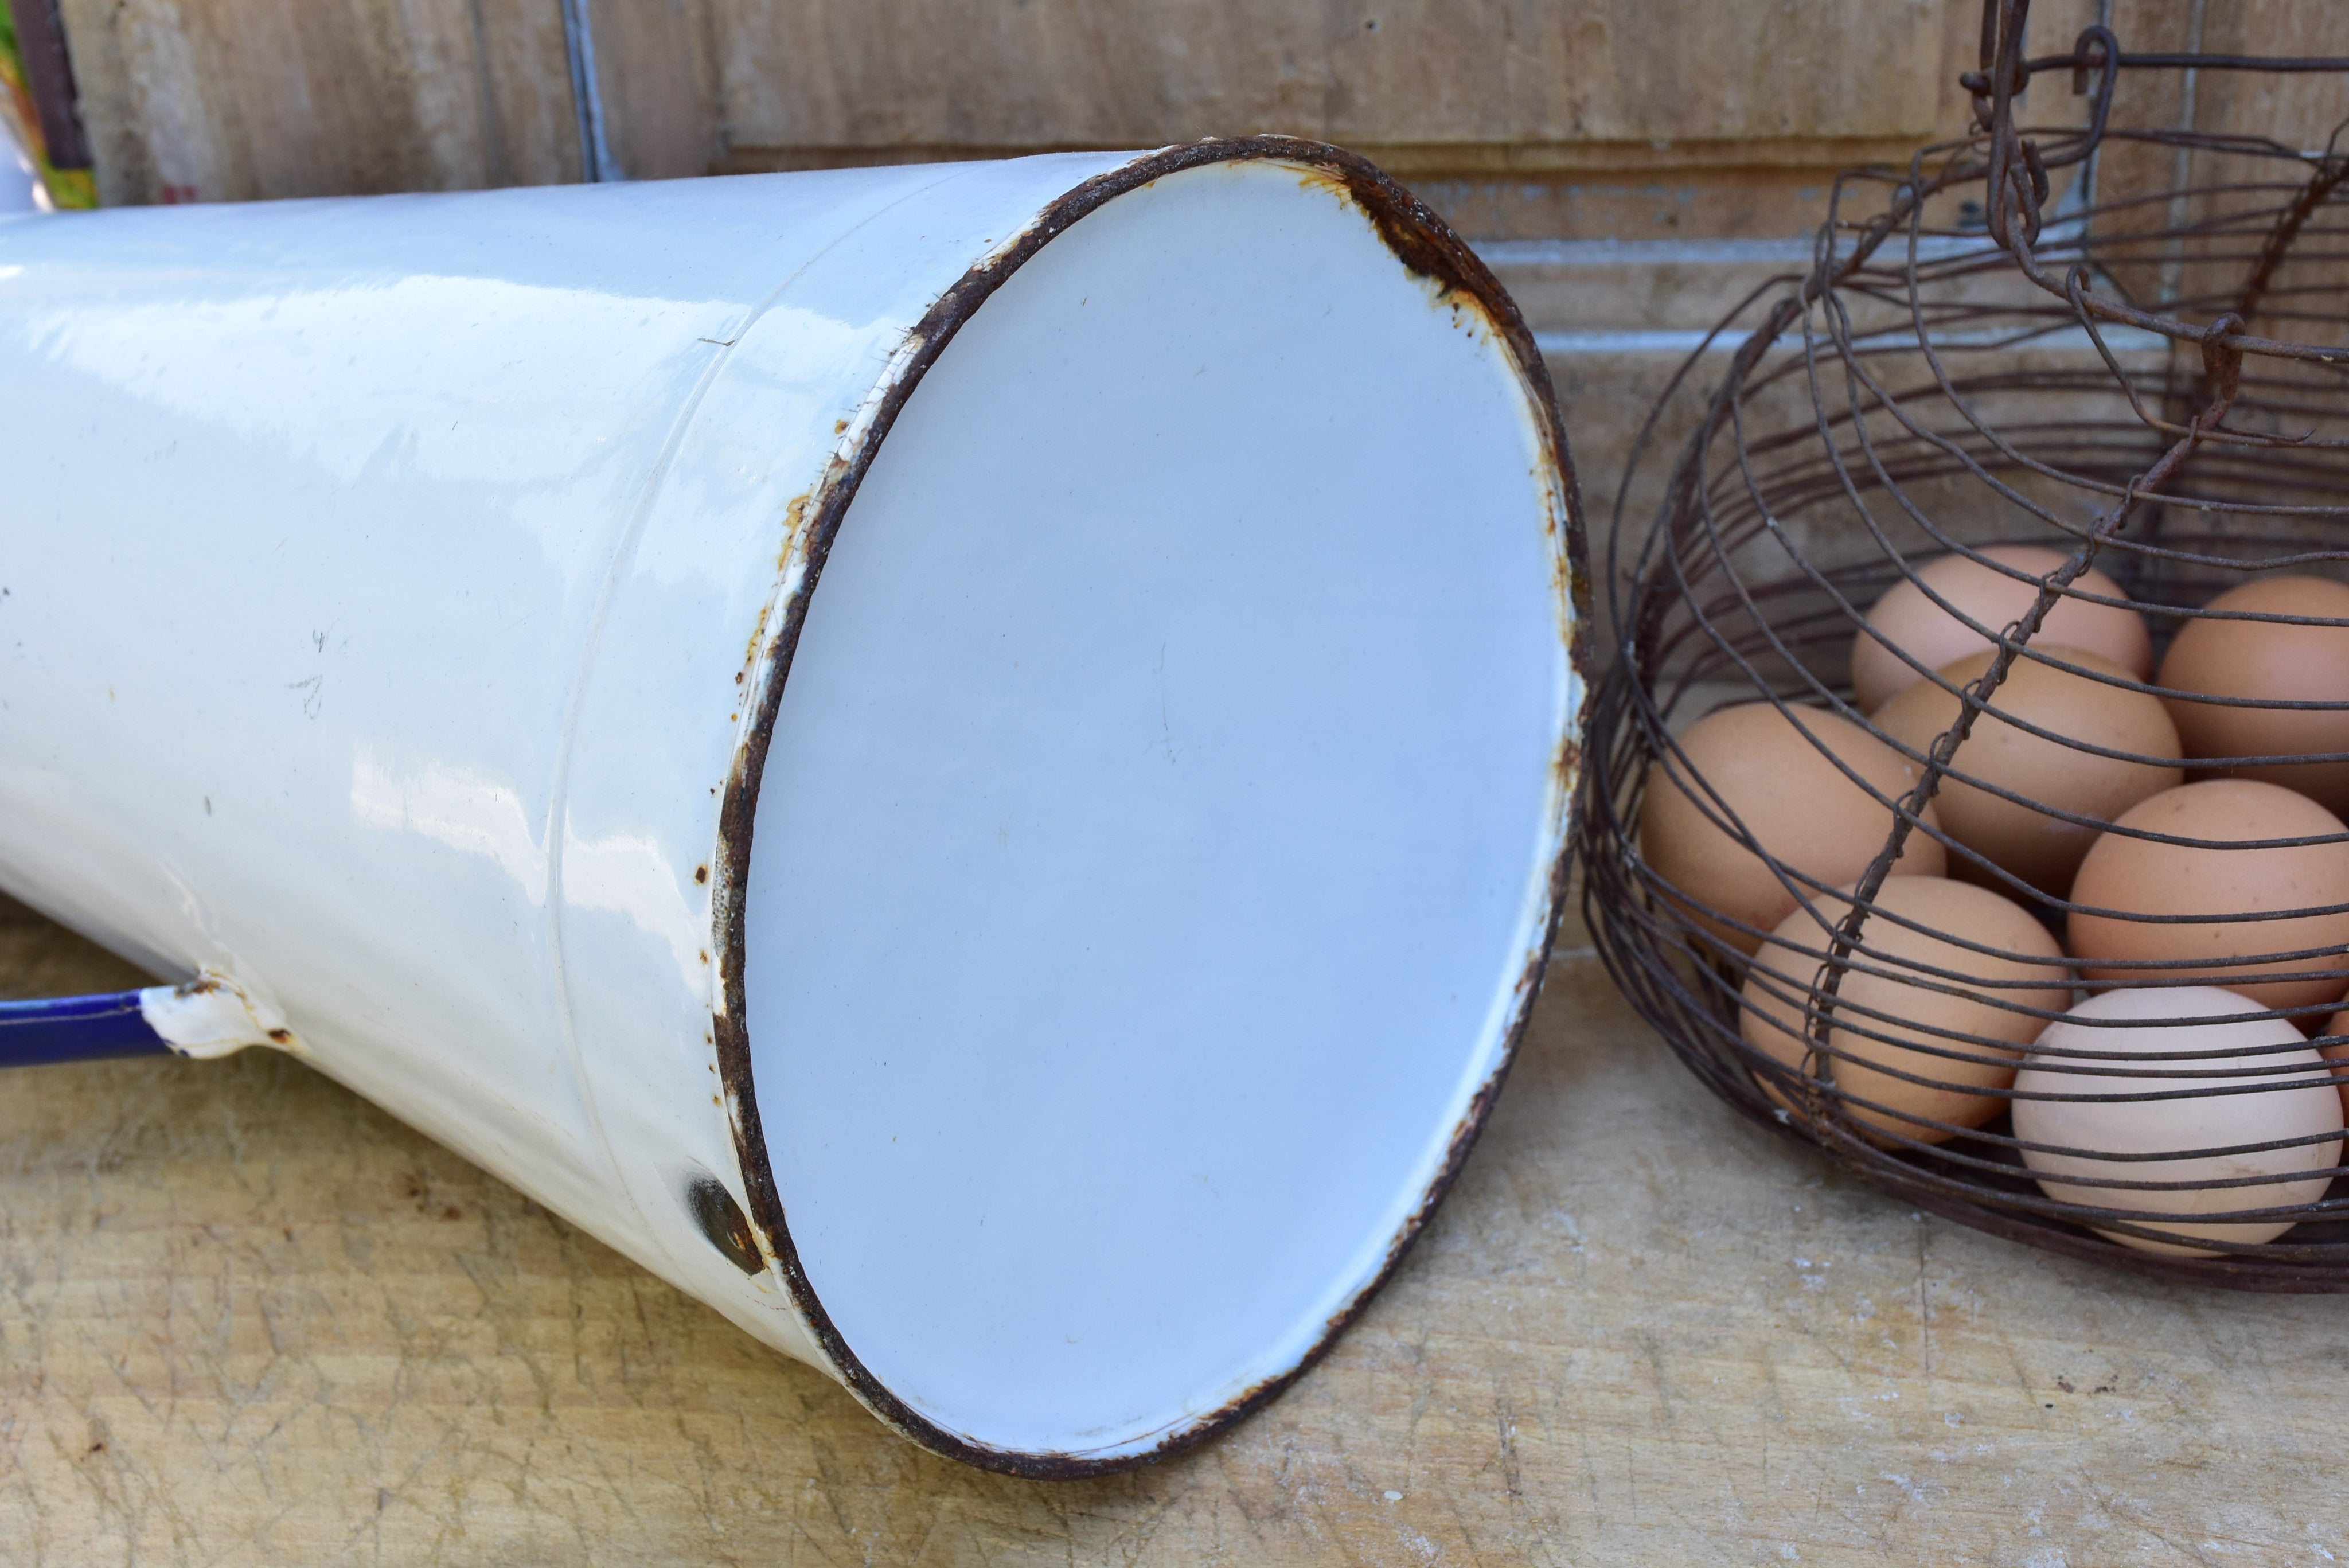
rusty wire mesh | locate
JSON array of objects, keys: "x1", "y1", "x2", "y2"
[{"x1": 1575, "y1": 0, "x2": 2349, "y2": 1288}]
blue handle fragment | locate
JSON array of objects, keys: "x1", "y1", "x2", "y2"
[{"x1": 0, "y1": 990, "x2": 171, "y2": 1067}]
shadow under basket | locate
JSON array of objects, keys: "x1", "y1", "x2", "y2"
[{"x1": 1574, "y1": 0, "x2": 2349, "y2": 1290}]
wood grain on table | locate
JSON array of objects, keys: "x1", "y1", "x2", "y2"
[{"x1": 1, "y1": 894, "x2": 2339, "y2": 1565}]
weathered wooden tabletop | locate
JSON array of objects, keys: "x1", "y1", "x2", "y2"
[{"x1": 2, "y1": 891, "x2": 2342, "y2": 1565}]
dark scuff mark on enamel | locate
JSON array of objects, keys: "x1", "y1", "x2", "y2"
[
  {"x1": 707, "y1": 134, "x2": 1590, "y2": 1480},
  {"x1": 685, "y1": 1173, "x2": 768, "y2": 1276}
]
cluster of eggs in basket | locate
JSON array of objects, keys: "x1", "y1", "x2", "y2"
[{"x1": 1642, "y1": 548, "x2": 2349, "y2": 1258}]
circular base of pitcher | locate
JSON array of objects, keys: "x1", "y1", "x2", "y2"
[{"x1": 713, "y1": 136, "x2": 1587, "y2": 1475}]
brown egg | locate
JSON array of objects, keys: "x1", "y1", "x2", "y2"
[
  {"x1": 2157, "y1": 575, "x2": 2349, "y2": 817},
  {"x1": 1641, "y1": 703, "x2": 1947, "y2": 955},
  {"x1": 1852, "y1": 545, "x2": 2152, "y2": 713},
  {"x1": 1741, "y1": 876, "x2": 2069, "y2": 1143},
  {"x1": 2068, "y1": 779, "x2": 2349, "y2": 1010},
  {"x1": 1872, "y1": 645, "x2": 2182, "y2": 894}
]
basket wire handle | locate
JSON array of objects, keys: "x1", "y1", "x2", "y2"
[{"x1": 1801, "y1": 313, "x2": 2248, "y2": 1115}]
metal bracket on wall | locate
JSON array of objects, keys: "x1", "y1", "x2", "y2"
[{"x1": 557, "y1": 0, "x2": 623, "y2": 183}]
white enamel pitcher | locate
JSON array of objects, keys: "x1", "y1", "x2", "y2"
[{"x1": 0, "y1": 139, "x2": 1586, "y2": 1475}]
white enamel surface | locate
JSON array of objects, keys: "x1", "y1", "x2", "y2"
[
  {"x1": 557, "y1": 153, "x2": 1145, "y2": 1353},
  {"x1": 744, "y1": 161, "x2": 1573, "y2": 1459},
  {"x1": 0, "y1": 157, "x2": 1130, "y2": 1369},
  {"x1": 138, "y1": 974, "x2": 284, "y2": 1058},
  {"x1": 0, "y1": 151, "x2": 1578, "y2": 1463}
]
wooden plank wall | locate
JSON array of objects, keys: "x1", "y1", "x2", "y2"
[
  {"x1": 54, "y1": 0, "x2": 2006, "y2": 239},
  {"x1": 57, "y1": 0, "x2": 589, "y2": 201},
  {"x1": 48, "y1": 3, "x2": 2349, "y2": 234}
]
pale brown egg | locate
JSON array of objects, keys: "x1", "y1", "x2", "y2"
[
  {"x1": 1641, "y1": 703, "x2": 1947, "y2": 956},
  {"x1": 1741, "y1": 876, "x2": 2069, "y2": 1143},
  {"x1": 2068, "y1": 779, "x2": 2349, "y2": 1011},
  {"x1": 2014, "y1": 987, "x2": 2343, "y2": 1257},
  {"x1": 2157, "y1": 575, "x2": 2349, "y2": 817},
  {"x1": 1852, "y1": 545, "x2": 2152, "y2": 713},
  {"x1": 1872, "y1": 645, "x2": 2182, "y2": 894}
]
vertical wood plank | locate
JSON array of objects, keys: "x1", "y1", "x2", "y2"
[
  {"x1": 701, "y1": 0, "x2": 1964, "y2": 156},
  {"x1": 584, "y1": 0, "x2": 719, "y2": 182},
  {"x1": 56, "y1": 0, "x2": 581, "y2": 205}
]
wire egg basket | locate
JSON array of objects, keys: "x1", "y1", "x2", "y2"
[{"x1": 1576, "y1": 0, "x2": 2349, "y2": 1288}]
